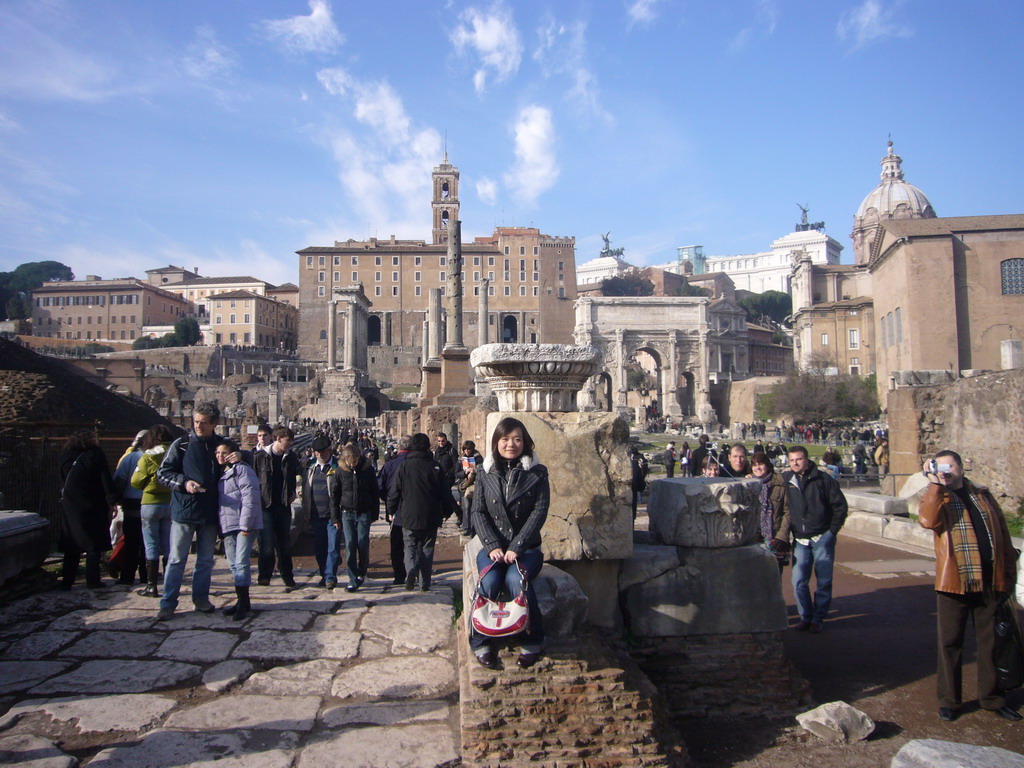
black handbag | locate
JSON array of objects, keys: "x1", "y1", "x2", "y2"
[{"x1": 994, "y1": 598, "x2": 1024, "y2": 691}]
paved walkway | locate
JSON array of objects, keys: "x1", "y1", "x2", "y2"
[{"x1": 0, "y1": 546, "x2": 463, "y2": 768}]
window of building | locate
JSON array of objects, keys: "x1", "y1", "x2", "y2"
[
  {"x1": 503, "y1": 272, "x2": 511, "y2": 282},
  {"x1": 489, "y1": 285, "x2": 495, "y2": 296},
  {"x1": 504, "y1": 286, "x2": 511, "y2": 296},
  {"x1": 319, "y1": 256, "x2": 325, "y2": 266},
  {"x1": 229, "y1": 314, "x2": 236, "y2": 324},
  {"x1": 415, "y1": 271, "x2": 421, "y2": 282},
  {"x1": 375, "y1": 256, "x2": 382, "y2": 266},
  {"x1": 849, "y1": 328, "x2": 860, "y2": 349},
  {"x1": 473, "y1": 271, "x2": 480, "y2": 281},
  {"x1": 333, "y1": 271, "x2": 340, "y2": 282},
  {"x1": 440, "y1": 257, "x2": 446, "y2": 267},
  {"x1": 392, "y1": 256, "x2": 399, "y2": 266},
  {"x1": 440, "y1": 272, "x2": 446, "y2": 282},
  {"x1": 488, "y1": 256, "x2": 495, "y2": 266},
  {"x1": 533, "y1": 247, "x2": 539, "y2": 256},
  {"x1": 375, "y1": 271, "x2": 381, "y2": 282},
  {"x1": 532, "y1": 272, "x2": 539, "y2": 281},
  {"x1": 895, "y1": 307, "x2": 903, "y2": 343},
  {"x1": 392, "y1": 271, "x2": 398, "y2": 282},
  {"x1": 306, "y1": 256, "x2": 313, "y2": 267},
  {"x1": 821, "y1": 333, "x2": 829, "y2": 346},
  {"x1": 558, "y1": 261, "x2": 564, "y2": 271},
  {"x1": 244, "y1": 332, "x2": 251, "y2": 344},
  {"x1": 519, "y1": 246, "x2": 525, "y2": 256},
  {"x1": 558, "y1": 286, "x2": 565, "y2": 298},
  {"x1": 392, "y1": 286, "x2": 398, "y2": 296},
  {"x1": 318, "y1": 286, "x2": 325, "y2": 297},
  {"x1": 519, "y1": 286, "x2": 526, "y2": 296},
  {"x1": 244, "y1": 314, "x2": 250, "y2": 323},
  {"x1": 1000, "y1": 259, "x2": 1024, "y2": 294},
  {"x1": 879, "y1": 317, "x2": 887, "y2": 348},
  {"x1": 415, "y1": 256, "x2": 421, "y2": 266},
  {"x1": 374, "y1": 286, "x2": 381, "y2": 296},
  {"x1": 533, "y1": 286, "x2": 539, "y2": 296},
  {"x1": 351, "y1": 256, "x2": 358, "y2": 266},
  {"x1": 503, "y1": 259, "x2": 510, "y2": 270},
  {"x1": 318, "y1": 271, "x2": 325, "y2": 282},
  {"x1": 473, "y1": 286, "x2": 479, "y2": 296},
  {"x1": 415, "y1": 286, "x2": 422, "y2": 296},
  {"x1": 473, "y1": 256, "x2": 480, "y2": 266},
  {"x1": 351, "y1": 272, "x2": 358, "y2": 282},
  {"x1": 333, "y1": 256, "x2": 340, "y2": 266},
  {"x1": 503, "y1": 246, "x2": 509, "y2": 255},
  {"x1": 519, "y1": 272, "x2": 526, "y2": 282}
]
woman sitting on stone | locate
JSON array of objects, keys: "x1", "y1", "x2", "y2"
[
  {"x1": 750, "y1": 452, "x2": 791, "y2": 574},
  {"x1": 215, "y1": 438, "x2": 261, "y2": 620},
  {"x1": 470, "y1": 417, "x2": 549, "y2": 669}
]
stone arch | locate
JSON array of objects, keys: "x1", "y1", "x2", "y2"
[
  {"x1": 367, "y1": 315, "x2": 382, "y2": 346},
  {"x1": 595, "y1": 372, "x2": 613, "y2": 412}
]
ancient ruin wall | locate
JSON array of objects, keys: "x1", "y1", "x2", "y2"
[{"x1": 888, "y1": 368, "x2": 1024, "y2": 501}]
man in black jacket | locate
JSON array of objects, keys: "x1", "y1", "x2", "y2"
[
  {"x1": 784, "y1": 445, "x2": 848, "y2": 633},
  {"x1": 388, "y1": 433, "x2": 457, "y2": 591},
  {"x1": 377, "y1": 435, "x2": 412, "y2": 585},
  {"x1": 253, "y1": 426, "x2": 301, "y2": 588}
]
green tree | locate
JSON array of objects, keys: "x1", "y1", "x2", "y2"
[
  {"x1": 173, "y1": 317, "x2": 201, "y2": 346},
  {"x1": 602, "y1": 269, "x2": 654, "y2": 296},
  {"x1": 738, "y1": 290, "x2": 792, "y2": 327},
  {"x1": 675, "y1": 281, "x2": 712, "y2": 297},
  {"x1": 767, "y1": 367, "x2": 879, "y2": 423},
  {"x1": 0, "y1": 260, "x2": 74, "y2": 320}
]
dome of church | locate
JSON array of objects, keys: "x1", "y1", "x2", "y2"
[{"x1": 854, "y1": 141, "x2": 936, "y2": 225}]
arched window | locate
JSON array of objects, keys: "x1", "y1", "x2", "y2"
[
  {"x1": 895, "y1": 307, "x2": 903, "y2": 343},
  {"x1": 1001, "y1": 258, "x2": 1024, "y2": 295},
  {"x1": 441, "y1": 181, "x2": 450, "y2": 200},
  {"x1": 879, "y1": 315, "x2": 887, "y2": 348},
  {"x1": 441, "y1": 210, "x2": 449, "y2": 229}
]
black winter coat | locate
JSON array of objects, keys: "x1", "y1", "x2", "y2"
[
  {"x1": 387, "y1": 450, "x2": 456, "y2": 531},
  {"x1": 253, "y1": 448, "x2": 301, "y2": 509},
  {"x1": 472, "y1": 454, "x2": 549, "y2": 555},
  {"x1": 334, "y1": 456, "x2": 380, "y2": 525},
  {"x1": 59, "y1": 445, "x2": 115, "y2": 553},
  {"x1": 782, "y1": 461, "x2": 848, "y2": 538}
]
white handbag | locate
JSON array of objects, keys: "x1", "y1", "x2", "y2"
[{"x1": 470, "y1": 561, "x2": 530, "y2": 637}]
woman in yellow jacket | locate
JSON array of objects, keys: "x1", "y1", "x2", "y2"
[{"x1": 130, "y1": 424, "x2": 175, "y2": 597}]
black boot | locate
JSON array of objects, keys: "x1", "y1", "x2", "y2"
[
  {"x1": 139, "y1": 560, "x2": 160, "y2": 597},
  {"x1": 232, "y1": 586, "x2": 251, "y2": 621}
]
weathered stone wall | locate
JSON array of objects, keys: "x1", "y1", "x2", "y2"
[
  {"x1": 460, "y1": 632, "x2": 686, "y2": 767},
  {"x1": 630, "y1": 633, "x2": 812, "y2": 719},
  {"x1": 888, "y1": 368, "x2": 1024, "y2": 501}
]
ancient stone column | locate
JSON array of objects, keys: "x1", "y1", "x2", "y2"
[
  {"x1": 422, "y1": 318, "x2": 430, "y2": 359},
  {"x1": 478, "y1": 277, "x2": 490, "y2": 345},
  {"x1": 327, "y1": 299, "x2": 338, "y2": 368},
  {"x1": 444, "y1": 220, "x2": 464, "y2": 349},
  {"x1": 344, "y1": 299, "x2": 356, "y2": 370},
  {"x1": 427, "y1": 289, "x2": 442, "y2": 361}
]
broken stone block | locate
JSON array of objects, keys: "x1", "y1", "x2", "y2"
[
  {"x1": 621, "y1": 545, "x2": 787, "y2": 636},
  {"x1": 891, "y1": 739, "x2": 1024, "y2": 768},
  {"x1": 795, "y1": 700, "x2": 875, "y2": 742},
  {"x1": 648, "y1": 478, "x2": 760, "y2": 548},
  {"x1": 618, "y1": 544, "x2": 680, "y2": 592},
  {"x1": 0, "y1": 733, "x2": 76, "y2": 768}
]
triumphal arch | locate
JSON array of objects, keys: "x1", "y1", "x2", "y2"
[{"x1": 573, "y1": 296, "x2": 749, "y2": 422}]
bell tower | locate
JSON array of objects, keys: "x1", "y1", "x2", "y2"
[{"x1": 431, "y1": 153, "x2": 460, "y2": 245}]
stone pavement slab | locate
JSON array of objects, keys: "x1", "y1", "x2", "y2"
[
  {"x1": 232, "y1": 630, "x2": 360, "y2": 662},
  {"x1": 296, "y1": 723, "x2": 457, "y2": 768},
  {"x1": 30, "y1": 659, "x2": 199, "y2": 695},
  {"x1": 321, "y1": 699, "x2": 451, "y2": 728},
  {"x1": 841, "y1": 559, "x2": 934, "y2": 578},
  {"x1": 0, "y1": 693, "x2": 176, "y2": 733},
  {"x1": 310, "y1": 611, "x2": 362, "y2": 633},
  {"x1": 357, "y1": 637, "x2": 390, "y2": 659},
  {"x1": 155, "y1": 630, "x2": 239, "y2": 663},
  {"x1": 201, "y1": 660, "x2": 253, "y2": 693},
  {"x1": 0, "y1": 619, "x2": 49, "y2": 640},
  {"x1": 0, "y1": 733, "x2": 76, "y2": 768},
  {"x1": 891, "y1": 738, "x2": 1024, "y2": 768},
  {"x1": 88, "y1": 728, "x2": 299, "y2": 768},
  {"x1": 4, "y1": 631, "x2": 80, "y2": 660},
  {"x1": 330, "y1": 656, "x2": 457, "y2": 699},
  {"x1": 244, "y1": 609, "x2": 315, "y2": 631},
  {"x1": 250, "y1": 596, "x2": 338, "y2": 612},
  {"x1": 241, "y1": 659, "x2": 342, "y2": 697},
  {"x1": 153, "y1": 611, "x2": 238, "y2": 630},
  {"x1": 48, "y1": 608, "x2": 155, "y2": 632},
  {"x1": 60, "y1": 630, "x2": 162, "y2": 659},
  {"x1": 163, "y1": 694, "x2": 321, "y2": 731},
  {"x1": 360, "y1": 602, "x2": 453, "y2": 653},
  {"x1": 0, "y1": 661, "x2": 71, "y2": 694}
]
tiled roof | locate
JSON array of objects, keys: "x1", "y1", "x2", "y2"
[{"x1": 882, "y1": 214, "x2": 1024, "y2": 238}]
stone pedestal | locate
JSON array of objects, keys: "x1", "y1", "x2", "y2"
[
  {"x1": 435, "y1": 345, "x2": 472, "y2": 404},
  {"x1": 419, "y1": 360, "x2": 442, "y2": 403},
  {"x1": 647, "y1": 477, "x2": 761, "y2": 548},
  {"x1": 471, "y1": 344, "x2": 600, "y2": 413},
  {"x1": 0, "y1": 511, "x2": 50, "y2": 586},
  {"x1": 297, "y1": 370, "x2": 365, "y2": 421}
]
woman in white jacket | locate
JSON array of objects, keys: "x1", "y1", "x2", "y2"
[{"x1": 215, "y1": 439, "x2": 262, "y2": 620}]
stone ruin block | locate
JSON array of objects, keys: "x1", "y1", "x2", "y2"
[
  {"x1": 647, "y1": 477, "x2": 760, "y2": 548},
  {"x1": 620, "y1": 543, "x2": 787, "y2": 636},
  {"x1": 485, "y1": 411, "x2": 633, "y2": 561}
]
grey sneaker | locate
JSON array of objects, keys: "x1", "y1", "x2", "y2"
[
  {"x1": 192, "y1": 599, "x2": 215, "y2": 613},
  {"x1": 156, "y1": 606, "x2": 175, "y2": 621}
]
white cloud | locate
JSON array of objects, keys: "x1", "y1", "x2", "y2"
[
  {"x1": 182, "y1": 26, "x2": 237, "y2": 81},
  {"x1": 0, "y1": 112, "x2": 20, "y2": 132},
  {"x1": 315, "y1": 68, "x2": 442, "y2": 237},
  {"x1": 0, "y1": 1, "x2": 125, "y2": 102},
  {"x1": 533, "y1": 18, "x2": 611, "y2": 124},
  {"x1": 626, "y1": 0, "x2": 660, "y2": 28},
  {"x1": 837, "y1": 0, "x2": 912, "y2": 50},
  {"x1": 476, "y1": 177, "x2": 498, "y2": 205},
  {"x1": 729, "y1": 0, "x2": 779, "y2": 52},
  {"x1": 451, "y1": 2, "x2": 523, "y2": 93},
  {"x1": 262, "y1": 0, "x2": 344, "y2": 55},
  {"x1": 503, "y1": 105, "x2": 558, "y2": 205}
]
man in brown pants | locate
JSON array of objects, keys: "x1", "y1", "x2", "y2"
[{"x1": 918, "y1": 449, "x2": 1020, "y2": 723}]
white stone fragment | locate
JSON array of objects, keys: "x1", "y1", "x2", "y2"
[
  {"x1": 0, "y1": 733, "x2": 76, "y2": 768},
  {"x1": 0, "y1": 694, "x2": 176, "y2": 733},
  {"x1": 796, "y1": 700, "x2": 875, "y2": 742},
  {"x1": 891, "y1": 738, "x2": 1024, "y2": 768},
  {"x1": 360, "y1": 603, "x2": 453, "y2": 653},
  {"x1": 241, "y1": 659, "x2": 342, "y2": 697},
  {"x1": 155, "y1": 630, "x2": 238, "y2": 663},
  {"x1": 202, "y1": 660, "x2": 253, "y2": 693}
]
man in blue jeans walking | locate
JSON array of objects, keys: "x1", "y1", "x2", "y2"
[
  {"x1": 784, "y1": 445, "x2": 848, "y2": 633},
  {"x1": 155, "y1": 402, "x2": 224, "y2": 621}
]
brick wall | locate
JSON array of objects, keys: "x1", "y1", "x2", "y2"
[
  {"x1": 629, "y1": 633, "x2": 812, "y2": 720},
  {"x1": 460, "y1": 631, "x2": 687, "y2": 767}
]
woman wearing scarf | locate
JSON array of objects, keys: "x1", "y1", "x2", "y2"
[{"x1": 750, "y1": 452, "x2": 791, "y2": 574}]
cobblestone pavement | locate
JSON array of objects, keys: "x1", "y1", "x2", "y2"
[{"x1": 0, "y1": 528, "x2": 463, "y2": 768}]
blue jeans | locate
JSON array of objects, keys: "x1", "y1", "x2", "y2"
[
  {"x1": 791, "y1": 531, "x2": 836, "y2": 624},
  {"x1": 141, "y1": 503, "x2": 172, "y2": 560},
  {"x1": 470, "y1": 547, "x2": 544, "y2": 654},
  {"x1": 310, "y1": 515, "x2": 342, "y2": 584},
  {"x1": 161, "y1": 521, "x2": 218, "y2": 611},
  {"x1": 342, "y1": 511, "x2": 372, "y2": 587},
  {"x1": 222, "y1": 530, "x2": 253, "y2": 587}
]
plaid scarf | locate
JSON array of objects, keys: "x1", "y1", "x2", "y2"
[{"x1": 947, "y1": 484, "x2": 995, "y2": 593}]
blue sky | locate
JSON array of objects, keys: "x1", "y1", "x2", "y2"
[{"x1": 1, "y1": 0, "x2": 1022, "y2": 287}]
